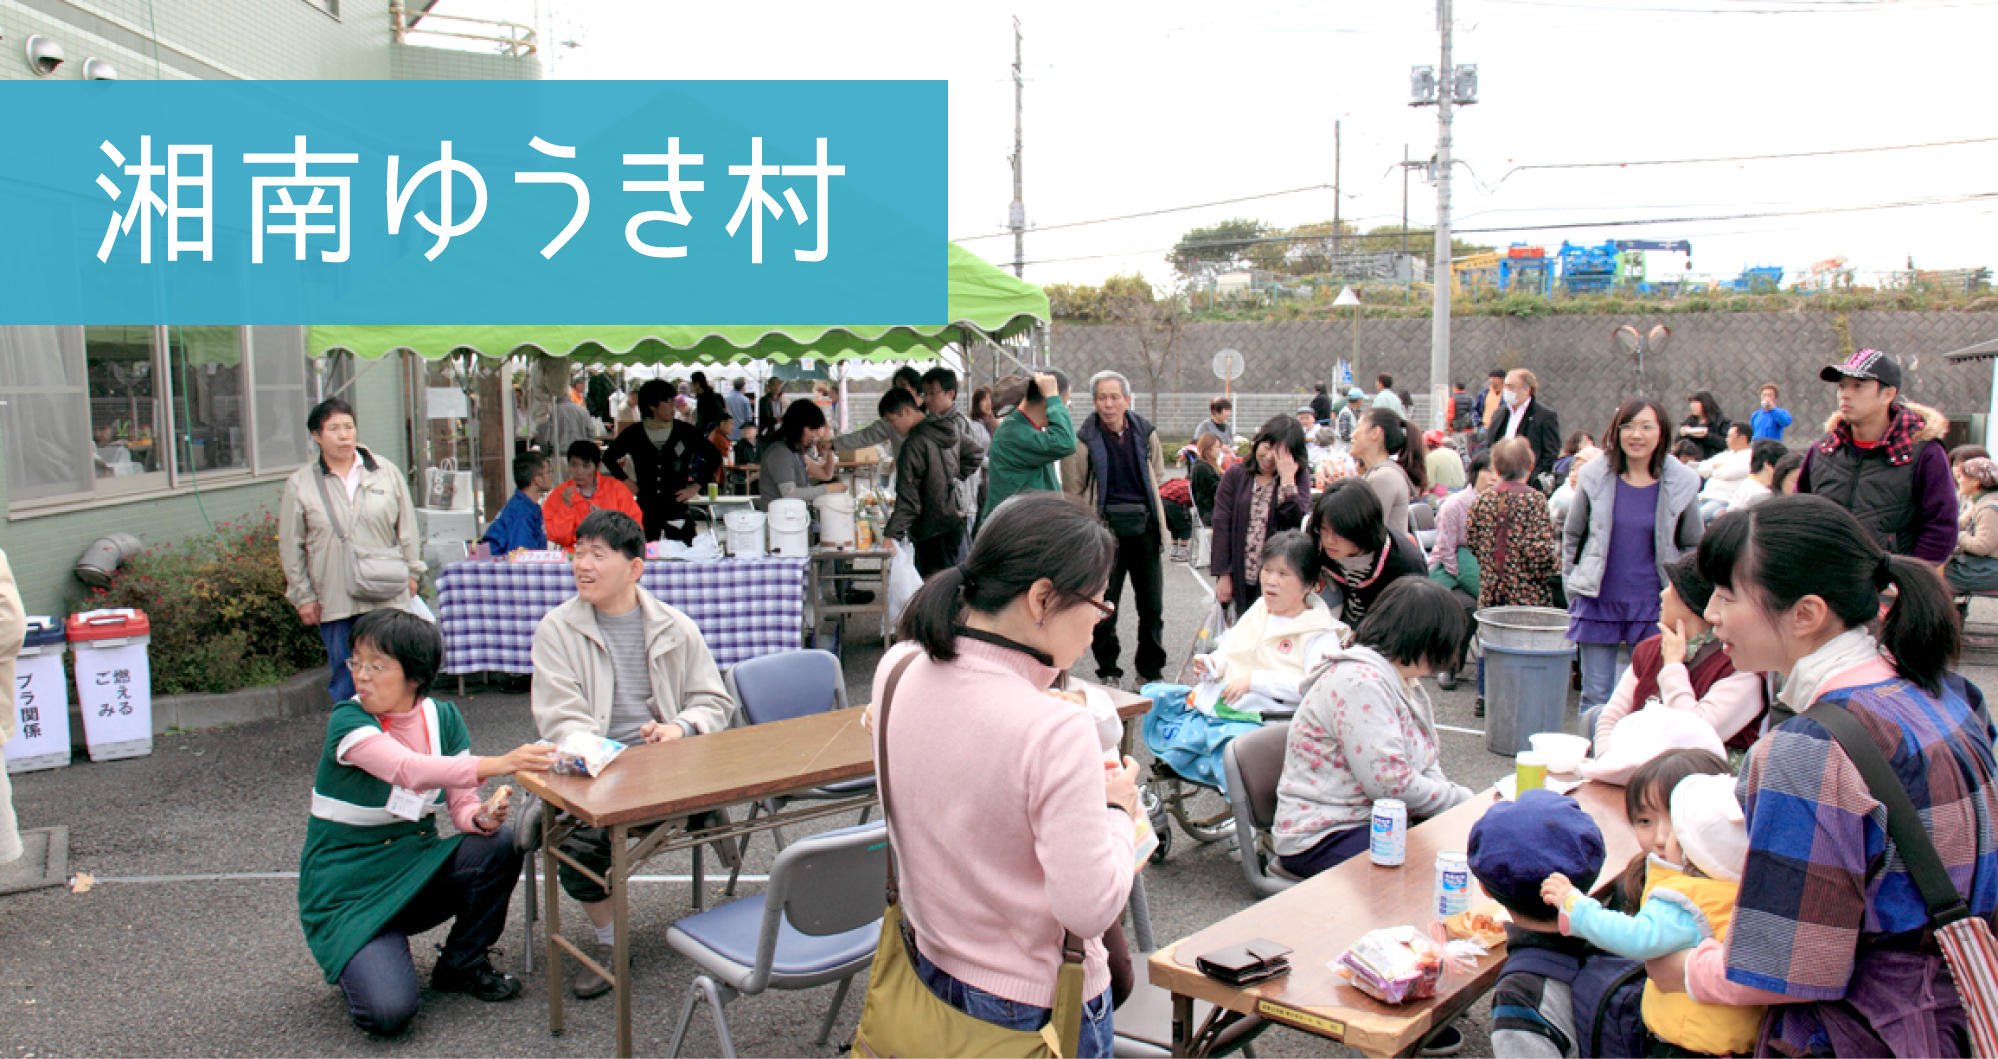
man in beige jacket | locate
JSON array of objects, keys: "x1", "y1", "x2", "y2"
[
  {"x1": 1058, "y1": 371, "x2": 1170, "y2": 687},
  {"x1": 279, "y1": 398, "x2": 423, "y2": 704},
  {"x1": 529, "y1": 509, "x2": 734, "y2": 997},
  {"x1": 0, "y1": 551, "x2": 28, "y2": 865}
]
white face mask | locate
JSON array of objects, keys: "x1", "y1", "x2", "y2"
[{"x1": 1501, "y1": 387, "x2": 1522, "y2": 409}]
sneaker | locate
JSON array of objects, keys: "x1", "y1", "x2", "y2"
[
  {"x1": 572, "y1": 940, "x2": 615, "y2": 1000},
  {"x1": 1096, "y1": 671, "x2": 1126, "y2": 691},
  {"x1": 432, "y1": 955, "x2": 523, "y2": 1003},
  {"x1": 1170, "y1": 541, "x2": 1189, "y2": 563},
  {"x1": 1418, "y1": 1023, "x2": 1465, "y2": 1056},
  {"x1": 1473, "y1": 696, "x2": 1485, "y2": 718}
]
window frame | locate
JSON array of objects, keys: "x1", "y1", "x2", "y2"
[{"x1": 6, "y1": 324, "x2": 315, "y2": 518}]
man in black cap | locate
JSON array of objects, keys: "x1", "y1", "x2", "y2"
[{"x1": 1797, "y1": 348, "x2": 1956, "y2": 564}]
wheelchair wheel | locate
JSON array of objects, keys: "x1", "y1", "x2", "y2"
[
  {"x1": 1141, "y1": 786, "x2": 1172, "y2": 864},
  {"x1": 1158, "y1": 774, "x2": 1235, "y2": 845}
]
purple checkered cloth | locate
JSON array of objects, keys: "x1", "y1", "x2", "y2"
[{"x1": 435, "y1": 557, "x2": 808, "y2": 674}]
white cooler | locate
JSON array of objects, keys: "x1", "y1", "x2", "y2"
[
  {"x1": 724, "y1": 509, "x2": 767, "y2": 557},
  {"x1": 814, "y1": 493, "x2": 857, "y2": 548},
  {"x1": 768, "y1": 498, "x2": 812, "y2": 557}
]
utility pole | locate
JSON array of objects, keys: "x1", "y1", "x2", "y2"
[
  {"x1": 1332, "y1": 119, "x2": 1342, "y2": 263},
  {"x1": 1429, "y1": 0, "x2": 1453, "y2": 432},
  {"x1": 1009, "y1": 16, "x2": 1025, "y2": 281},
  {"x1": 1400, "y1": 144, "x2": 1410, "y2": 255}
]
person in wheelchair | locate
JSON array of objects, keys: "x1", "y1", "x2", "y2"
[{"x1": 1184, "y1": 531, "x2": 1345, "y2": 723}]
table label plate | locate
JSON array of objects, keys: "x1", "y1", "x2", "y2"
[{"x1": 1255, "y1": 998, "x2": 1345, "y2": 1039}]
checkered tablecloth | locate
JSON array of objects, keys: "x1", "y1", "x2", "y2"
[{"x1": 434, "y1": 557, "x2": 809, "y2": 674}]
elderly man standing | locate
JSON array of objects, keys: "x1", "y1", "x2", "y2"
[{"x1": 1060, "y1": 371, "x2": 1168, "y2": 687}]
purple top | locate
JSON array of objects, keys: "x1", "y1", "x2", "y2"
[{"x1": 1569, "y1": 477, "x2": 1661, "y2": 645}]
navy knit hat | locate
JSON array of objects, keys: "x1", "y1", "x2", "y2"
[{"x1": 1466, "y1": 789, "x2": 1606, "y2": 921}]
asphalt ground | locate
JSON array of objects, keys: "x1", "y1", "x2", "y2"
[{"x1": 8, "y1": 560, "x2": 1997, "y2": 1058}]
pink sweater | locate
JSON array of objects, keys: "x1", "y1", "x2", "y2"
[
  {"x1": 872, "y1": 638, "x2": 1136, "y2": 1008},
  {"x1": 339, "y1": 703, "x2": 488, "y2": 835}
]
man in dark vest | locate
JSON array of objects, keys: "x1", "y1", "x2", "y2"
[
  {"x1": 1797, "y1": 348, "x2": 1956, "y2": 564},
  {"x1": 1060, "y1": 370, "x2": 1168, "y2": 687}
]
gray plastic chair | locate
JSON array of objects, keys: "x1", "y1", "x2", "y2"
[
  {"x1": 721, "y1": 649, "x2": 875, "y2": 892},
  {"x1": 664, "y1": 820, "x2": 889, "y2": 1058},
  {"x1": 1221, "y1": 721, "x2": 1300, "y2": 898}
]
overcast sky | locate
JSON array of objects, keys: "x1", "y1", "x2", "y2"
[{"x1": 433, "y1": 0, "x2": 1998, "y2": 293}]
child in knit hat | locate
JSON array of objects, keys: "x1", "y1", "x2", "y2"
[{"x1": 1541, "y1": 749, "x2": 1764, "y2": 1056}]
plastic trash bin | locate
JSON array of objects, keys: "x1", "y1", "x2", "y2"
[
  {"x1": 1475, "y1": 607, "x2": 1574, "y2": 755},
  {"x1": 4, "y1": 617, "x2": 70, "y2": 773},
  {"x1": 67, "y1": 608, "x2": 152, "y2": 762}
]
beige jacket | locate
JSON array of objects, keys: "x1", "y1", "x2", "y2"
[
  {"x1": 279, "y1": 449, "x2": 424, "y2": 622},
  {"x1": 1059, "y1": 416, "x2": 1170, "y2": 534},
  {"x1": 529, "y1": 586, "x2": 735, "y2": 746},
  {"x1": 0, "y1": 552, "x2": 23, "y2": 744}
]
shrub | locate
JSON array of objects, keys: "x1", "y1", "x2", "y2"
[{"x1": 87, "y1": 511, "x2": 326, "y2": 695}]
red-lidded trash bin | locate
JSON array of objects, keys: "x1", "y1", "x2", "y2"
[
  {"x1": 4, "y1": 617, "x2": 70, "y2": 773},
  {"x1": 67, "y1": 608, "x2": 152, "y2": 762}
]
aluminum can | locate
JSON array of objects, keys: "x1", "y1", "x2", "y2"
[
  {"x1": 1435, "y1": 850, "x2": 1473, "y2": 918},
  {"x1": 1369, "y1": 798, "x2": 1407, "y2": 866}
]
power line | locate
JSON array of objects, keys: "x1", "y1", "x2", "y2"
[
  {"x1": 1483, "y1": 134, "x2": 1998, "y2": 190},
  {"x1": 1484, "y1": 0, "x2": 1997, "y2": 13},
  {"x1": 953, "y1": 183, "x2": 1342, "y2": 242},
  {"x1": 1018, "y1": 190, "x2": 1998, "y2": 267}
]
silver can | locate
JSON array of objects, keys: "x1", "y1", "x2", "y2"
[
  {"x1": 1369, "y1": 798, "x2": 1408, "y2": 866},
  {"x1": 1434, "y1": 850, "x2": 1472, "y2": 918}
]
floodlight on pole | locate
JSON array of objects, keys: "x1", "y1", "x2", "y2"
[{"x1": 1334, "y1": 286, "x2": 1361, "y2": 381}]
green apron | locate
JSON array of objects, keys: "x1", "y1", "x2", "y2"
[{"x1": 297, "y1": 699, "x2": 471, "y2": 983}]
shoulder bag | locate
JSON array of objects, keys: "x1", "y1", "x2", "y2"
[
  {"x1": 312, "y1": 468, "x2": 409, "y2": 603},
  {"x1": 851, "y1": 652, "x2": 1087, "y2": 1059},
  {"x1": 1803, "y1": 700, "x2": 1998, "y2": 1058}
]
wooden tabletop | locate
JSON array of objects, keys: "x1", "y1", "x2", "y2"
[
  {"x1": 1107, "y1": 686, "x2": 1150, "y2": 720},
  {"x1": 518, "y1": 709, "x2": 874, "y2": 828},
  {"x1": 1148, "y1": 781, "x2": 1639, "y2": 1057}
]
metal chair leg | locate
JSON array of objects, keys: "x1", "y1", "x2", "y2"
[
  {"x1": 691, "y1": 842, "x2": 705, "y2": 911},
  {"x1": 815, "y1": 975, "x2": 854, "y2": 1047},
  {"x1": 521, "y1": 857, "x2": 537, "y2": 975},
  {"x1": 725, "y1": 803, "x2": 765, "y2": 897},
  {"x1": 701, "y1": 976, "x2": 738, "y2": 1059},
  {"x1": 666, "y1": 977, "x2": 703, "y2": 1058},
  {"x1": 856, "y1": 804, "x2": 871, "y2": 825}
]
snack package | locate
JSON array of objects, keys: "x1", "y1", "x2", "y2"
[
  {"x1": 540, "y1": 735, "x2": 628, "y2": 777},
  {"x1": 1332, "y1": 926, "x2": 1443, "y2": 1004},
  {"x1": 1441, "y1": 901, "x2": 1509, "y2": 950}
]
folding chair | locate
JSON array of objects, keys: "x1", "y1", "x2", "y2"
[
  {"x1": 1220, "y1": 722, "x2": 1300, "y2": 898},
  {"x1": 664, "y1": 821, "x2": 888, "y2": 1058}
]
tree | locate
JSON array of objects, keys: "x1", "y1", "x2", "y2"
[
  {"x1": 1047, "y1": 273, "x2": 1160, "y2": 322},
  {"x1": 1099, "y1": 275, "x2": 1187, "y2": 421},
  {"x1": 1169, "y1": 218, "x2": 1267, "y2": 280}
]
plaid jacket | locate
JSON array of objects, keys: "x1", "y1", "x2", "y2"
[{"x1": 1726, "y1": 673, "x2": 1998, "y2": 999}]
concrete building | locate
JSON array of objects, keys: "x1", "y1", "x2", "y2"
[{"x1": 0, "y1": 0, "x2": 538, "y2": 612}]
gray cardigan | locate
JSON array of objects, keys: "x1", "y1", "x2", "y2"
[{"x1": 1561, "y1": 456, "x2": 1703, "y2": 600}]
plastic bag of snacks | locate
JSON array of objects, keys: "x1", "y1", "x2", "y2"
[
  {"x1": 1332, "y1": 926, "x2": 1443, "y2": 1004},
  {"x1": 541, "y1": 735, "x2": 628, "y2": 777}
]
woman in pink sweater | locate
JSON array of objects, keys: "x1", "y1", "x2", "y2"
[{"x1": 875, "y1": 492, "x2": 1140, "y2": 1057}]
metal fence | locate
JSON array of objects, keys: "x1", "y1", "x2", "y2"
[{"x1": 1092, "y1": 393, "x2": 1438, "y2": 438}]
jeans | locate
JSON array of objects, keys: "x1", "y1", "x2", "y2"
[
  {"x1": 336, "y1": 829, "x2": 523, "y2": 1035},
  {"x1": 913, "y1": 948, "x2": 1114, "y2": 1058},
  {"x1": 1575, "y1": 641, "x2": 1630, "y2": 715},
  {"x1": 1275, "y1": 824, "x2": 1370, "y2": 879},
  {"x1": 320, "y1": 616, "x2": 357, "y2": 703},
  {"x1": 1092, "y1": 526, "x2": 1167, "y2": 681}
]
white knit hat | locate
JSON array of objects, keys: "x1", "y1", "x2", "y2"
[{"x1": 1670, "y1": 773, "x2": 1748, "y2": 884}]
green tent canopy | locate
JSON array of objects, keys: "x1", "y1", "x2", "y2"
[{"x1": 308, "y1": 243, "x2": 1046, "y2": 366}]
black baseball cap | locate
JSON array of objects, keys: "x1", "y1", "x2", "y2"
[{"x1": 1820, "y1": 348, "x2": 1902, "y2": 390}]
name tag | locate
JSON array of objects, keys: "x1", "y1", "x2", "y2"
[{"x1": 386, "y1": 785, "x2": 427, "y2": 822}]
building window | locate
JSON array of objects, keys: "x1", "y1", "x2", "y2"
[{"x1": 0, "y1": 325, "x2": 313, "y2": 509}]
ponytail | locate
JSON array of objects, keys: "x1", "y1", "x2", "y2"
[
  {"x1": 897, "y1": 491, "x2": 1115, "y2": 662},
  {"x1": 1879, "y1": 553, "x2": 1960, "y2": 694},
  {"x1": 1365, "y1": 407, "x2": 1428, "y2": 493}
]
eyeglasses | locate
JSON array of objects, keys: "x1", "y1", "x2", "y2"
[
  {"x1": 346, "y1": 659, "x2": 396, "y2": 677},
  {"x1": 1084, "y1": 597, "x2": 1117, "y2": 622},
  {"x1": 1619, "y1": 421, "x2": 1661, "y2": 434}
]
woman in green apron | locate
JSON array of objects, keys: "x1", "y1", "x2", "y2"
[{"x1": 297, "y1": 608, "x2": 556, "y2": 1036}]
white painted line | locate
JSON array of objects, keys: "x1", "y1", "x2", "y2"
[
  {"x1": 1435, "y1": 723, "x2": 1486, "y2": 736},
  {"x1": 91, "y1": 871, "x2": 770, "y2": 885}
]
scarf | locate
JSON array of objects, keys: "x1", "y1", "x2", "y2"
[
  {"x1": 1818, "y1": 403, "x2": 1927, "y2": 467},
  {"x1": 1779, "y1": 626, "x2": 1885, "y2": 715}
]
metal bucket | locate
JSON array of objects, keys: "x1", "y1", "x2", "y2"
[{"x1": 1473, "y1": 606, "x2": 1572, "y2": 652}]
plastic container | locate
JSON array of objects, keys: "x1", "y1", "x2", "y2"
[
  {"x1": 724, "y1": 508, "x2": 767, "y2": 557},
  {"x1": 66, "y1": 608, "x2": 153, "y2": 762},
  {"x1": 767, "y1": 498, "x2": 811, "y2": 557},
  {"x1": 1482, "y1": 641, "x2": 1575, "y2": 756},
  {"x1": 1529, "y1": 732, "x2": 1590, "y2": 773},
  {"x1": 1472, "y1": 606, "x2": 1572, "y2": 651},
  {"x1": 814, "y1": 492, "x2": 857, "y2": 548},
  {"x1": 4, "y1": 618, "x2": 70, "y2": 773}
]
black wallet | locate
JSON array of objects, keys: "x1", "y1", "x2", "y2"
[{"x1": 1195, "y1": 938, "x2": 1294, "y2": 986}]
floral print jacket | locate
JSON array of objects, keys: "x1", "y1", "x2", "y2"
[{"x1": 1271, "y1": 643, "x2": 1473, "y2": 856}]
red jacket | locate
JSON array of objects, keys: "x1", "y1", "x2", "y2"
[{"x1": 541, "y1": 476, "x2": 643, "y2": 548}]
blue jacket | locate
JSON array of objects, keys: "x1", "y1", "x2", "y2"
[{"x1": 481, "y1": 490, "x2": 547, "y2": 555}]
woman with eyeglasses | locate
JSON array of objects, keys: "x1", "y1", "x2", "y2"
[
  {"x1": 1563, "y1": 398, "x2": 1705, "y2": 717},
  {"x1": 297, "y1": 609, "x2": 556, "y2": 1037},
  {"x1": 871, "y1": 491, "x2": 1137, "y2": 1056}
]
